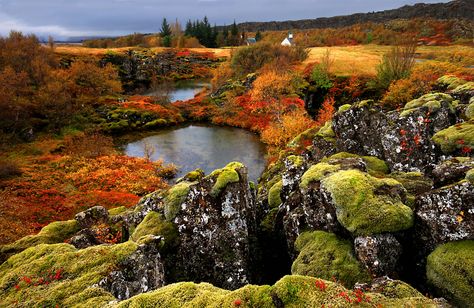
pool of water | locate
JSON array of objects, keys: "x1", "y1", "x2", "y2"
[
  {"x1": 123, "y1": 125, "x2": 267, "y2": 182},
  {"x1": 144, "y1": 81, "x2": 210, "y2": 102}
]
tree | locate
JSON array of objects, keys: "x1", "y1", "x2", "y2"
[
  {"x1": 160, "y1": 18, "x2": 172, "y2": 47},
  {"x1": 255, "y1": 31, "x2": 262, "y2": 41}
]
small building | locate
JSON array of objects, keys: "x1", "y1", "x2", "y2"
[
  {"x1": 281, "y1": 32, "x2": 294, "y2": 46},
  {"x1": 246, "y1": 38, "x2": 257, "y2": 45}
]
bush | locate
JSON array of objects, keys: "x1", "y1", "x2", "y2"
[
  {"x1": 231, "y1": 42, "x2": 308, "y2": 76},
  {"x1": 376, "y1": 44, "x2": 416, "y2": 90}
]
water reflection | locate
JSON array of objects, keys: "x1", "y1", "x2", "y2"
[
  {"x1": 123, "y1": 125, "x2": 267, "y2": 182},
  {"x1": 144, "y1": 81, "x2": 210, "y2": 102}
]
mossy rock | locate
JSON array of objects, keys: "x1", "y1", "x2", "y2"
[
  {"x1": 207, "y1": 162, "x2": 244, "y2": 198},
  {"x1": 300, "y1": 162, "x2": 341, "y2": 189},
  {"x1": 0, "y1": 220, "x2": 80, "y2": 262},
  {"x1": 118, "y1": 274, "x2": 435, "y2": 307},
  {"x1": 286, "y1": 155, "x2": 304, "y2": 167},
  {"x1": 131, "y1": 212, "x2": 178, "y2": 249},
  {"x1": 387, "y1": 171, "x2": 433, "y2": 196},
  {"x1": 465, "y1": 98, "x2": 474, "y2": 119},
  {"x1": 452, "y1": 82, "x2": 474, "y2": 95},
  {"x1": 432, "y1": 120, "x2": 474, "y2": 154},
  {"x1": 321, "y1": 169, "x2": 413, "y2": 235},
  {"x1": 437, "y1": 75, "x2": 466, "y2": 90},
  {"x1": 164, "y1": 181, "x2": 193, "y2": 221},
  {"x1": 315, "y1": 121, "x2": 335, "y2": 142},
  {"x1": 426, "y1": 240, "x2": 474, "y2": 307},
  {"x1": 287, "y1": 126, "x2": 320, "y2": 148},
  {"x1": 337, "y1": 104, "x2": 352, "y2": 113},
  {"x1": 324, "y1": 152, "x2": 389, "y2": 176},
  {"x1": 143, "y1": 118, "x2": 168, "y2": 129},
  {"x1": 268, "y1": 180, "x2": 283, "y2": 209},
  {"x1": 291, "y1": 231, "x2": 370, "y2": 288},
  {"x1": 466, "y1": 169, "x2": 474, "y2": 184},
  {"x1": 108, "y1": 206, "x2": 128, "y2": 216},
  {"x1": 402, "y1": 93, "x2": 453, "y2": 117},
  {"x1": 0, "y1": 241, "x2": 138, "y2": 307}
]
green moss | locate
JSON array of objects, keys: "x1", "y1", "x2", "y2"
[
  {"x1": 300, "y1": 162, "x2": 341, "y2": 189},
  {"x1": 108, "y1": 206, "x2": 128, "y2": 216},
  {"x1": 0, "y1": 241, "x2": 138, "y2": 307},
  {"x1": 338, "y1": 104, "x2": 352, "y2": 113},
  {"x1": 437, "y1": 75, "x2": 466, "y2": 90},
  {"x1": 388, "y1": 171, "x2": 433, "y2": 196},
  {"x1": 291, "y1": 231, "x2": 370, "y2": 288},
  {"x1": 432, "y1": 121, "x2": 474, "y2": 154},
  {"x1": 315, "y1": 121, "x2": 335, "y2": 142},
  {"x1": 321, "y1": 170, "x2": 413, "y2": 235},
  {"x1": 208, "y1": 162, "x2": 243, "y2": 198},
  {"x1": 0, "y1": 220, "x2": 80, "y2": 262},
  {"x1": 402, "y1": 93, "x2": 453, "y2": 116},
  {"x1": 144, "y1": 118, "x2": 168, "y2": 129},
  {"x1": 287, "y1": 126, "x2": 319, "y2": 148},
  {"x1": 183, "y1": 169, "x2": 205, "y2": 182},
  {"x1": 452, "y1": 82, "x2": 474, "y2": 95},
  {"x1": 164, "y1": 182, "x2": 192, "y2": 221},
  {"x1": 287, "y1": 155, "x2": 304, "y2": 167},
  {"x1": 465, "y1": 100, "x2": 474, "y2": 119},
  {"x1": 356, "y1": 100, "x2": 373, "y2": 108},
  {"x1": 131, "y1": 212, "x2": 178, "y2": 248},
  {"x1": 466, "y1": 169, "x2": 474, "y2": 184},
  {"x1": 426, "y1": 240, "x2": 474, "y2": 307},
  {"x1": 260, "y1": 208, "x2": 279, "y2": 233},
  {"x1": 361, "y1": 156, "x2": 389, "y2": 176},
  {"x1": 374, "y1": 280, "x2": 424, "y2": 299},
  {"x1": 268, "y1": 180, "x2": 283, "y2": 209}
]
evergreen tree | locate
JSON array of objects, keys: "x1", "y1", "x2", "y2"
[
  {"x1": 230, "y1": 20, "x2": 239, "y2": 46},
  {"x1": 255, "y1": 30, "x2": 262, "y2": 41},
  {"x1": 160, "y1": 18, "x2": 172, "y2": 37}
]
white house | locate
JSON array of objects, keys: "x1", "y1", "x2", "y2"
[{"x1": 281, "y1": 32, "x2": 294, "y2": 46}]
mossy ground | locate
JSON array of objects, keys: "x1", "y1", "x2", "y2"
[
  {"x1": 321, "y1": 169, "x2": 413, "y2": 235},
  {"x1": 0, "y1": 241, "x2": 138, "y2": 307},
  {"x1": 291, "y1": 231, "x2": 370, "y2": 288},
  {"x1": 0, "y1": 220, "x2": 80, "y2": 262},
  {"x1": 426, "y1": 240, "x2": 474, "y2": 307}
]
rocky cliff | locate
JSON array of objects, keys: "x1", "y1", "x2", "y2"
[{"x1": 0, "y1": 75, "x2": 472, "y2": 307}]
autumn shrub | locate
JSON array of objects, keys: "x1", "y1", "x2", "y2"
[
  {"x1": 376, "y1": 44, "x2": 416, "y2": 90},
  {"x1": 261, "y1": 109, "x2": 315, "y2": 148},
  {"x1": 211, "y1": 61, "x2": 233, "y2": 91},
  {"x1": 62, "y1": 131, "x2": 115, "y2": 158},
  {"x1": 231, "y1": 42, "x2": 308, "y2": 76},
  {"x1": 381, "y1": 61, "x2": 472, "y2": 110},
  {"x1": 315, "y1": 97, "x2": 336, "y2": 126}
]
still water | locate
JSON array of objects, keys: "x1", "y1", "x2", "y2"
[
  {"x1": 144, "y1": 81, "x2": 210, "y2": 102},
  {"x1": 123, "y1": 125, "x2": 266, "y2": 182}
]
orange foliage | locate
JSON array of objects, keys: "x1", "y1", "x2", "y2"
[
  {"x1": 315, "y1": 97, "x2": 336, "y2": 126},
  {"x1": 261, "y1": 109, "x2": 315, "y2": 147}
]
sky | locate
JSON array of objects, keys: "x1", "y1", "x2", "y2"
[{"x1": 0, "y1": 0, "x2": 449, "y2": 39}]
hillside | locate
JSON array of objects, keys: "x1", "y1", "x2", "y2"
[{"x1": 237, "y1": 0, "x2": 474, "y2": 31}]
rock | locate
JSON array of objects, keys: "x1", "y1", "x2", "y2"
[
  {"x1": 355, "y1": 276, "x2": 427, "y2": 299},
  {"x1": 75, "y1": 206, "x2": 109, "y2": 229},
  {"x1": 98, "y1": 236, "x2": 166, "y2": 300},
  {"x1": 69, "y1": 229, "x2": 102, "y2": 249},
  {"x1": 415, "y1": 180, "x2": 474, "y2": 255},
  {"x1": 354, "y1": 234, "x2": 402, "y2": 278},
  {"x1": 291, "y1": 231, "x2": 370, "y2": 288},
  {"x1": 431, "y1": 157, "x2": 474, "y2": 187},
  {"x1": 168, "y1": 162, "x2": 257, "y2": 290},
  {"x1": 426, "y1": 240, "x2": 474, "y2": 307},
  {"x1": 432, "y1": 120, "x2": 474, "y2": 155}
]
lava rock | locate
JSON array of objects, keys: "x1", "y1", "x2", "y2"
[
  {"x1": 98, "y1": 235, "x2": 166, "y2": 300},
  {"x1": 432, "y1": 157, "x2": 474, "y2": 187},
  {"x1": 69, "y1": 229, "x2": 102, "y2": 249},
  {"x1": 75, "y1": 206, "x2": 109, "y2": 229},
  {"x1": 354, "y1": 234, "x2": 403, "y2": 278}
]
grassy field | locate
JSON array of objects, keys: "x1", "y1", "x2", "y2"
[{"x1": 56, "y1": 44, "x2": 474, "y2": 77}]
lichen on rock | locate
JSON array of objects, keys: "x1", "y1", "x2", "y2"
[{"x1": 432, "y1": 120, "x2": 474, "y2": 155}]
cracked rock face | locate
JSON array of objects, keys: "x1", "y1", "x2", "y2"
[
  {"x1": 354, "y1": 234, "x2": 402, "y2": 278},
  {"x1": 170, "y1": 165, "x2": 257, "y2": 290},
  {"x1": 415, "y1": 180, "x2": 474, "y2": 255},
  {"x1": 75, "y1": 206, "x2": 109, "y2": 229},
  {"x1": 98, "y1": 236, "x2": 166, "y2": 300}
]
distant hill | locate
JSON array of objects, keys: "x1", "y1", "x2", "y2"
[{"x1": 237, "y1": 0, "x2": 474, "y2": 32}]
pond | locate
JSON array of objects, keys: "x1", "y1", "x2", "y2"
[
  {"x1": 123, "y1": 125, "x2": 267, "y2": 183},
  {"x1": 144, "y1": 80, "x2": 210, "y2": 102}
]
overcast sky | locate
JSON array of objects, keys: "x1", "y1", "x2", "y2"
[{"x1": 0, "y1": 0, "x2": 449, "y2": 39}]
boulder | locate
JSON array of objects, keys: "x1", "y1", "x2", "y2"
[{"x1": 75, "y1": 206, "x2": 109, "y2": 229}]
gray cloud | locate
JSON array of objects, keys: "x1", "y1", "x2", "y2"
[{"x1": 0, "y1": 0, "x2": 449, "y2": 39}]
